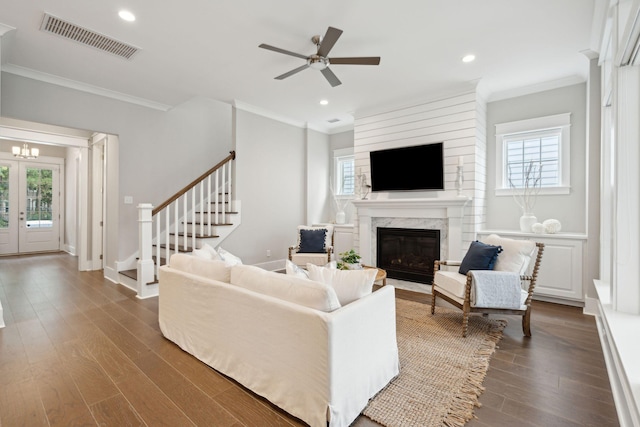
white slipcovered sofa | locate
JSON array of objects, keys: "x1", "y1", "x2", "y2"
[{"x1": 158, "y1": 254, "x2": 399, "y2": 427}]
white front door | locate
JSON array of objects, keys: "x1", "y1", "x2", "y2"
[
  {"x1": 0, "y1": 161, "x2": 61, "y2": 255},
  {"x1": 0, "y1": 161, "x2": 19, "y2": 254}
]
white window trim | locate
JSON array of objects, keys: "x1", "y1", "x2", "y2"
[
  {"x1": 495, "y1": 113, "x2": 571, "y2": 196},
  {"x1": 333, "y1": 147, "x2": 355, "y2": 197}
]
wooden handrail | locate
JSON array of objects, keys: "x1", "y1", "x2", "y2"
[{"x1": 152, "y1": 151, "x2": 235, "y2": 216}]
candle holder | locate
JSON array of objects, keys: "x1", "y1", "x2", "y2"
[{"x1": 455, "y1": 165, "x2": 464, "y2": 197}]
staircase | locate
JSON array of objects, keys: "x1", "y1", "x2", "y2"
[{"x1": 120, "y1": 151, "x2": 239, "y2": 298}]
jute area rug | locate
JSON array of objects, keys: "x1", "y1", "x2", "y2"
[{"x1": 362, "y1": 298, "x2": 506, "y2": 427}]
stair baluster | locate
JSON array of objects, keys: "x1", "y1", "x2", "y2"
[{"x1": 135, "y1": 151, "x2": 236, "y2": 298}]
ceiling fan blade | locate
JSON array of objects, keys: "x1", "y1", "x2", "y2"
[
  {"x1": 259, "y1": 43, "x2": 308, "y2": 60},
  {"x1": 328, "y1": 56, "x2": 381, "y2": 65},
  {"x1": 321, "y1": 67, "x2": 342, "y2": 87},
  {"x1": 317, "y1": 27, "x2": 343, "y2": 57},
  {"x1": 275, "y1": 64, "x2": 310, "y2": 80}
]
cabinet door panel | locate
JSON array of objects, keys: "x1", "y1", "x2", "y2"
[{"x1": 535, "y1": 242, "x2": 581, "y2": 298}]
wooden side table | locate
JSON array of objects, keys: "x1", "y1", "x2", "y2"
[{"x1": 363, "y1": 265, "x2": 387, "y2": 286}]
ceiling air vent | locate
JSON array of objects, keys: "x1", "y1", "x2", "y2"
[
  {"x1": 40, "y1": 13, "x2": 140, "y2": 60},
  {"x1": 327, "y1": 118, "x2": 341, "y2": 124}
]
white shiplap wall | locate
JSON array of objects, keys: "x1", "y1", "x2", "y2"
[{"x1": 353, "y1": 91, "x2": 486, "y2": 256}]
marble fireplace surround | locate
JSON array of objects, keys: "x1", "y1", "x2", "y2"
[{"x1": 352, "y1": 197, "x2": 472, "y2": 267}]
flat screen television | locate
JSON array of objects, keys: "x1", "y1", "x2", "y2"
[{"x1": 369, "y1": 142, "x2": 444, "y2": 192}]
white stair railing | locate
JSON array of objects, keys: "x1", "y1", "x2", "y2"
[{"x1": 137, "y1": 151, "x2": 235, "y2": 293}]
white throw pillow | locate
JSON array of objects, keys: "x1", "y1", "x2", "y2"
[
  {"x1": 285, "y1": 260, "x2": 336, "y2": 279},
  {"x1": 169, "y1": 253, "x2": 232, "y2": 283},
  {"x1": 482, "y1": 234, "x2": 536, "y2": 275},
  {"x1": 285, "y1": 259, "x2": 309, "y2": 279},
  {"x1": 201, "y1": 243, "x2": 221, "y2": 260},
  {"x1": 230, "y1": 265, "x2": 341, "y2": 312},
  {"x1": 192, "y1": 248, "x2": 212, "y2": 259},
  {"x1": 218, "y1": 247, "x2": 243, "y2": 266},
  {"x1": 307, "y1": 263, "x2": 376, "y2": 305}
]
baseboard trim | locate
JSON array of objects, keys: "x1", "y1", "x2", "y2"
[
  {"x1": 104, "y1": 266, "x2": 120, "y2": 284},
  {"x1": 531, "y1": 294, "x2": 584, "y2": 307},
  {"x1": 594, "y1": 280, "x2": 640, "y2": 427},
  {"x1": 583, "y1": 295, "x2": 599, "y2": 316}
]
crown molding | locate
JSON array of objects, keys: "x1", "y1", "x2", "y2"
[
  {"x1": 306, "y1": 119, "x2": 354, "y2": 135},
  {"x1": 2, "y1": 64, "x2": 172, "y2": 111},
  {"x1": 233, "y1": 100, "x2": 353, "y2": 134},
  {"x1": 0, "y1": 23, "x2": 16, "y2": 36},
  {"x1": 232, "y1": 100, "x2": 306, "y2": 129},
  {"x1": 487, "y1": 75, "x2": 586, "y2": 102}
]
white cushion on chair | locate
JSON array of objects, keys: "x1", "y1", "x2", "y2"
[
  {"x1": 291, "y1": 253, "x2": 331, "y2": 267},
  {"x1": 482, "y1": 234, "x2": 536, "y2": 275},
  {"x1": 433, "y1": 270, "x2": 468, "y2": 299}
]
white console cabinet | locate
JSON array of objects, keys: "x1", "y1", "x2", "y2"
[
  {"x1": 333, "y1": 224, "x2": 354, "y2": 257},
  {"x1": 477, "y1": 230, "x2": 587, "y2": 305},
  {"x1": 312, "y1": 224, "x2": 354, "y2": 260}
]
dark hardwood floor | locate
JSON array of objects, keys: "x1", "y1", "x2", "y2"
[{"x1": 0, "y1": 253, "x2": 619, "y2": 426}]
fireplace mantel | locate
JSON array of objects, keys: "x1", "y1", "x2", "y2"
[{"x1": 352, "y1": 197, "x2": 472, "y2": 265}]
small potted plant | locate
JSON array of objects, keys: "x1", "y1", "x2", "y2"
[{"x1": 338, "y1": 249, "x2": 362, "y2": 270}]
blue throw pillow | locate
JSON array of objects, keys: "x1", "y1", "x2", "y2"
[
  {"x1": 298, "y1": 228, "x2": 327, "y2": 253},
  {"x1": 458, "y1": 241, "x2": 502, "y2": 275}
]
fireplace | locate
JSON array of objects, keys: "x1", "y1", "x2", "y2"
[{"x1": 376, "y1": 227, "x2": 440, "y2": 284}]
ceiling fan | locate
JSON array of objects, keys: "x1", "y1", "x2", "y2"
[{"x1": 259, "y1": 26, "x2": 380, "y2": 87}]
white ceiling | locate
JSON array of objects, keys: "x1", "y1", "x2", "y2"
[{"x1": 0, "y1": 0, "x2": 597, "y2": 132}]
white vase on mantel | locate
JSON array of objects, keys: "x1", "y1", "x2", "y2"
[
  {"x1": 335, "y1": 211, "x2": 346, "y2": 224},
  {"x1": 519, "y1": 213, "x2": 537, "y2": 232}
]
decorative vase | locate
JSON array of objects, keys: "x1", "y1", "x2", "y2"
[
  {"x1": 345, "y1": 262, "x2": 362, "y2": 270},
  {"x1": 335, "y1": 211, "x2": 346, "y2": 224},
  {"x1": 519, "y1": 213, "x2": 537, "y2": 232}
]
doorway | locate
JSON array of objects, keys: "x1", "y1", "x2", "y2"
[{"x1": 0, "y1": 159, "x2": 62, "y2": 255}]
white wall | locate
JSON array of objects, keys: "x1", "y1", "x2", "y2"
[
  {"x1": 306, "y1": 129, "x2": 331, "y2": 225},
  {"x1": 1, "y1": 73, "x2": 233, "y2": 265},
  {"x1": 330, "y1": 130, "x2": 355, "y2": 223},
  {"x1": 485, "y1": 84, "x2": 587, "y2": 232},
  {"x1": 221, "y1": 108, "x2": 307, "y2": 265},
  {"x1": 64, "y1": 146, "x2": 80, "y2": 255}
]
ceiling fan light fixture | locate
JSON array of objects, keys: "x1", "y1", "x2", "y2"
[{"x1": 308, "y1": 57, "x2": 328, "y2": 70}]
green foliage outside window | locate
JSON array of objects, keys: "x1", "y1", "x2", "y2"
[
  {"x1": 0, "y1": 166, "x2": 8, "y2": 228},
  {"x1": 27, "y1": 168, "x2": 53, "y2": 221}
]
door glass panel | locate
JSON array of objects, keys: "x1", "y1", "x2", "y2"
[
  {"x1": 26, "y1": 167, "x2": 53, "y2": 229},
  {"x1": 0, "y1": 166, "x2": 8, "y2": 229}
]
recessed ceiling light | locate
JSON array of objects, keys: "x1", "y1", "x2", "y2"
[
  {"x1": 462, "y1": 54, "x2": 476, "y2": 63},
  {"x1": 320, "y1": 99, "x2": 329, "y2": 106},
  {"x1": 118, "y1": 10, "x2": 136, "y2": 22}
]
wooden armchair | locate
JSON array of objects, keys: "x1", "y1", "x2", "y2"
[
  {"x1": 431, "y1": 234, "x2": 544, "y2": 337},
  {"x1": 288, "y1": 225, "x2": 334, "y2": 267}
]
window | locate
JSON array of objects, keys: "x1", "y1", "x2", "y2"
[
  {"x1": 495, "y1": 113, "x2": 571, "y2": 196},
  {"x1": 335, "y1": 154, "x2": 355, "y2": 195},
  {"x1": 333, "y1": 148, "x2": 355, "y2": 196}
]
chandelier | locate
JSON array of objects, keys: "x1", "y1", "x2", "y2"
[{"x1": 12, "y1": 143, "x2": 39, "y2": 159}]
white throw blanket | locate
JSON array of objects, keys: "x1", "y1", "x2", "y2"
[{"x1": 470, "y1": 270, "x2": 522, "y2": 309}]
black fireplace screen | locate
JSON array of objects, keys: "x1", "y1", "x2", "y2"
[{"x1": 376, "y1": 227, "x2": 440, "y2": 284}]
